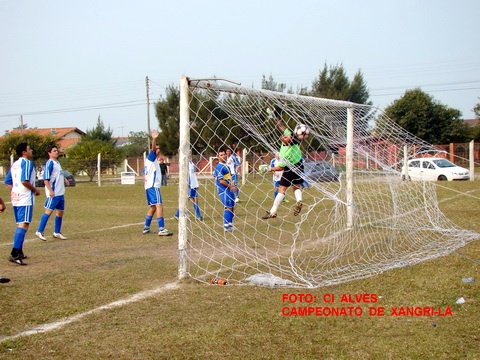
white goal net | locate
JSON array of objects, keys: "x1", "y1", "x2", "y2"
[{"x1": 177, "y1": 77, "x2": 479, "y2": 288}]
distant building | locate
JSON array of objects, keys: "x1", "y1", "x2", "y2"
[
  {"x1": 3, "y1": 127, "x2": 85, "y2": 152},
  {"x1": 114, "y1": 137, "x2": 131, "y2": 147},
  {"x1": 464, "y1": 118, "x2": 480, "y2": 127}
]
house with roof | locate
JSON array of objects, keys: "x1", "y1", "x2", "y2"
[
  {"x1": 114, "y1": 137, "x2": 131, "y2": 147},
  {"x1": 4, "y1": 127, "x2": 85, "y2": 152},
  {"x1": 464, "y1": 118, "x2": 480, "y2": 127}
]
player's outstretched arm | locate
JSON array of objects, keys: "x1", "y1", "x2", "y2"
[
  {"x1": 267, "y1": 108, "x2": 286, "y2": 132},
  {"x1": 151, "y1": 130, "x2": 158, "y2": 151}
]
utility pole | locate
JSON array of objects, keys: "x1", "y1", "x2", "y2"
[
  {"x1": 146, "y1": 76, "x2": 151, "y2": 149},
  {"x1": 118, "y1": 121, "x2": 126, "y2": 137},
  {"x1": 20, "y1": 115, "x2": 24, "y2": 134}
]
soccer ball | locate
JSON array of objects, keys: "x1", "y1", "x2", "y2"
[{"x1": 294, "y1": 123, "x2": 310, "y2": 140}]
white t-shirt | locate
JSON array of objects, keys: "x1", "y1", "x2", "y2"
[
  {"x1": 226, "y1": 154, "x2": 240, "y2": 175},
  {"x1": 270, "y1": 157, "x2": 283, "y2": 182},
  {"x1": 43, "y1": 159, "x2": 65, "y2": 196},
  {"x1": 188, "y1": 161, "x2": 199, "y2": 189},
  {"x1": 8, "y1": 158, "x2": 36, "y2": 206},
  {"x1": 143, "y1": 150, "x2": 162, "y2": 189}
]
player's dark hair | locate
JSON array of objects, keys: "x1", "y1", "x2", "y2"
[
  {"x1": 16, "y1": 142, "x2": 28, "y2": 158},
  {"x1": 46, "y1": 145, "x2": 58, "y2": 154}
]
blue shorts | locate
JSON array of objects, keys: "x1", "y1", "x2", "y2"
[
  {"x1": 218, "y1": 189, "x2": 235, "y2": 208},
  {"x1": 13, "y1": 205, "x2": 34, "y2": 224},
  {"x1": 146, "y1": 187, "x2": 163, "y2": 206},
  {"x1": 44, "y1": 195, "x2": 65, "y2": 211},
  {"x1": 188, "y1": 188, "x2": 199, "y2": 199}
]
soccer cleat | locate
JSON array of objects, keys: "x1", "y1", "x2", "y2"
[
  {"x1": 197, "y1": 216, "x2": 204, "y2": 221},
  {"x1": 20, "y1": 252, "x2": 27, "y2": 259},
  {"x1": 293, "y1": 201, "x2": 303, "y2": 216},
  {"x1": 142, "y1": 227, "x2": 151, "y2": 234},
  {"x1": 35, "y1": 231, "x2": 47, "y2": 241},
  {"x1": 0, "y1": 277, "x2": 11, "y2": 283},
  {"x1": 8, "y1": 255, "x2": 26, "y2": 266},
  {"x1": 158, "y1": 229, "x2": 173, "y2": 236},
  {"x1": 174, "y1": 215, "x2": 179, "y2": 220},
  {"x1": 53, "y1": 232, "x2": 67, "y2": 240},
  {"x1": 235, "y1": 198, "x2": 240, "y2": 203},
  {"x1": 261, "y1": 211, "x2": 277, "y2": 219},
  {"x1": 224, "y1": 227, "x2": 234, "y2": 232},
  {"x1": 283, "y1": 199, "x2": 290, "y2": 203}
]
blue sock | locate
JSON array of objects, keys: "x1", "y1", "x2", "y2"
[
  {"x1": 274, "y1": 190, "x2": 278, "y2": 201},
  {"x1": 54, "y1": 216, "x2": 63, "y2": 233},
  {"x1": 145, "y1": 215, "x2": 153, "y2": 228},
  {"x1": 13, "y1": 228, "x2": 27, "y2": 250},
  {"x1": 223, "y1": 210, "x2": 230, "y2": 228},
  {"x1": 225, "y1": 209, "x2": 234, "y2": 225},
  {"x1": 37, "y1": 213, "x2": 50, "y2": 233},
  {"x1": 157, "y1": 217, "x2": 165, "y2": 230},
  {"x1": 174, "y1": 209, "x2": 179, "y2": 217},
  {"x1": 193, "y1": 203, "x2": 202, "y2": 218}
]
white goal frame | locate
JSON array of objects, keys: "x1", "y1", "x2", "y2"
[{"x1": 176, "y1": 75, "x2": 479, "y2": 288}]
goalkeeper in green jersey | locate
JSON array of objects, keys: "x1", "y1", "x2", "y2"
[{"x1": 262, "y1": 116, "x2": 304, "y2": 219}]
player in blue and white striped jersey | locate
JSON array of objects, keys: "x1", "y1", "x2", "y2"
[
  {"x1": 142, "y1": 130, "x2": 173, "y2": 236},
  {"x1": 35, "y1": 145, "x2": 69, "y2": 241},
  {"x1": 226, "y1": 148, "x2": 241, "y2": 203},
  {"x1": 5, "y1": 142, "x2": 40, "y2": 265},
  {"x1": 174, "y1": 160, "x2": 203, "y2": 221},
  {"x1": 270, "y1": 152, "x2": 282, "y2": 200}
]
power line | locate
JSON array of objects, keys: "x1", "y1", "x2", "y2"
[
  {"x1": 0, "y1": 100, "x2": 145, "y2": 118},
  {"x1": 371, "y1": 79, "x2": 480, "y2": 92}
]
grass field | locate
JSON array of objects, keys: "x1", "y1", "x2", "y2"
[{"x1": 0, "y1": 179, "x2": 479, "y2": 359}]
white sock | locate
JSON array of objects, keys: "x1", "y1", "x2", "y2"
[
  {"x1": 294, "y1": 189, "x2": 302, "y2": 203},
  {"x1": 270, "y1": 193, "x2": 285, "y2": 214}
]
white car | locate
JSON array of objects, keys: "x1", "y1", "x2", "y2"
[{"x1": 402, "y1": 158, "x2": 469, "y2": 181}]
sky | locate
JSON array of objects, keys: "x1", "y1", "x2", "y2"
[{"x1": 1, "y1": 0, "x2": 479, "y2": 138}]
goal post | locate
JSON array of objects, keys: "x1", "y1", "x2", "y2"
[
  {"x1": 177, "y1": 76, "x2": 480, "y2": 288},
  {"x1": 346, "y1": 107, "x2": 354, "y2": 229},
  {"x1": 178, "y1": 76, "x2": 190, "y2": 279}
]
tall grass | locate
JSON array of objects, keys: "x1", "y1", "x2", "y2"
[{"x1": 0, "y1": 179, "x2": 479, "y2": 359}]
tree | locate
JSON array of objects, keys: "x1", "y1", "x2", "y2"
[
  {"x1": 473, "y1": 101, "x2": 480, "y2": 118},
  {"x1": 384, "y1": 88, "x2": 470, "y2": 144},
  {"x1": 14, "y1": 123, "x2": 28, "y2": 130},
  {"x1": 121, "y1": 131, "x2": 149, "y2": 157},
  {"x1": 155, "y1": 85, "x2": 180, "y2": 156},
  {"x1": 470, "y1": 101, "x2": 480, "y2": 140},
  {"x1": 347, "y1": 71, "x2": 372, "y2": 105},
  {"x1": 261, "y1": 74, "x2": 286, "y2": 92},
  {"x1": 65, "y1": 139, "x2": 123, "y2": 181},
  {"x1": 471, "y1": 123, "x2": 480, "y2": 141},
  {"x1": 154, "y1": 84, "x2": 243, "y2": 157},
  {"x1": 84, "y1": 115, "x2": 116, "y2": 146},
  {"x1": 0, "y1": 132, "x2": 57, "y2": 166},
  {"x1": 309, "y1": 63, "x2": 372, "y2": 151},
  {"x1": 311, "y1": 63, "x2": 371, "y2": 105},
  {"x1": 65, "y1": 116, "x2": 123, "y2": 180}
]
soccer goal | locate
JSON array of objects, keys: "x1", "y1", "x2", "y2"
[{"x1": 177, "y1": 76, "x2": 479, "y2": 288}]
